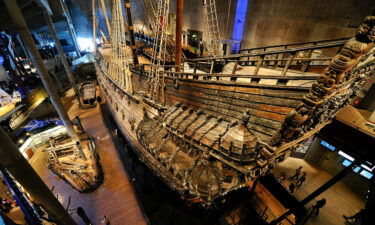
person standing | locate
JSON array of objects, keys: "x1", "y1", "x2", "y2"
[
  {"x1": 297, "y1": 172, "x2": 307, "y2": 186},
  {"x1": 290, "y1": 166, "x2": 302, "y2": 180},
  {"x1": 199, "y1": 41, "x2": 204, "y2": 56},
  {"x1": 313, "y1": 198, "x2": 326, "y2": 216}
]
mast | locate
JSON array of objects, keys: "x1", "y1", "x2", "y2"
[
  {"x1": 100, "y1": 0, "x2": 111, "y2": 37},
  {"x1": 175, "y1": 0, "x2": 183, "y2": 72},
  {"x1": 124, "y1": 0, "x2": 139, "y2": 66}
]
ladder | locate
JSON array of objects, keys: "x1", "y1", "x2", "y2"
[
  {"x1": 202, "y1": 0, "x2": 221, "y2": 55},
  {"x1": 148, "y1": 0, "x2": 170, "y2": 100},
  {"x1": 108, "y1": 0, "x2": 130, "y2": 88}
]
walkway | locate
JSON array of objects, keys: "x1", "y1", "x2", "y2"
[
  {"x1": 28, "y1": 89, "x2": 147, "y2": 225},
  {"x1": 271, "y1": 157, "x2": 366, "y2": 225}
]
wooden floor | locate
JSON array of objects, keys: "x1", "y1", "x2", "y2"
[{"x1": 28, "y1": 89, "x2": 147, "y2": 225}]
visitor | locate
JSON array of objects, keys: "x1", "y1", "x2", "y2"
[
  {"x1": 199, "y1": 41, "x2": 204, "y2": 56},
  {"x1": 288, "y1": 182, "x2": 295, "y2": 193},
  {"x1": 297, "y1": 172, "x2": 307, "y2": 186},
  {"x1": 279, "y1": 171, "x2": 287, "y2": 181},
  {"x1": 290, "y1": 166, "x2": 302, "y2": 180},
  {"x1": 102, "y1": 215, "x2": 110, "y2": 225},
  {"x1": 313, "y1": 198, "x2": 326, "y2": 216},
  {"x1": 343, "y1": 208, "x2": 365, "y2": 224}
]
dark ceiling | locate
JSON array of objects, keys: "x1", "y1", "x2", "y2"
[{"x1": 0, "y1": 0, "x2": 65, "y2": 33}]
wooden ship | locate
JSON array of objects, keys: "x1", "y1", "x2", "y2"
[{"x1": 94, "y1": 0, "x2": 375, "y2": 204}]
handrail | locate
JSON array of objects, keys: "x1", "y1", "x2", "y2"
[
  {"x1": 239, "y1": 37, "x2": 350, "y2": 53},
  {"x1": 188, "y1": 40, "x2": 347, "y2": 62},
  {"x1": 133, "y1": 68, "x2": 318, "y2": 80}
]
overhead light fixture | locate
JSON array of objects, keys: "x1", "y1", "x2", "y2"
[
  {"x1": 338, "y1": 151, "x2": 355, "y2": 161},
  {"x1": 361, "y1": 164, "x2": 374, "y2": 172}
]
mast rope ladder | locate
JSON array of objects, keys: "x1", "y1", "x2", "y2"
[
  {"x1": 108, "y1": 0, "x2": 130, "y2": 88},
  {"x1": 202, "y1": 0, "x2": 221, "y2": 55},
  {"x1": 148, "y1": 0, "x2": 170, "y2": 99}
]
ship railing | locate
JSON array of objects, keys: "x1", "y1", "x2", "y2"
[
  {"x1": 238, "y1": 37, "x2": 350, "y2": 54},
  {"x1": 186, "y1": 38, "x2": 348, "y2": 75},
  {"x1": 135, "y1": 67, "x2": 318, "y2": 90}
]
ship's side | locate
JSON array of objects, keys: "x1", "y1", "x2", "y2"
[{"x1": 95, "y1": 13, "x2": 375, "y2": 204}]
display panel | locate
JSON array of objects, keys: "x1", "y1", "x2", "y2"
[
  {"x1": 321, "y1": 140, "x2": 336, "y2": 151},
  {"x1": 360, "y1": 170, "x2": 373, "y2": 179},
  {"x1": 342, "y1": 159, "x2": 352, "y2": 167}
]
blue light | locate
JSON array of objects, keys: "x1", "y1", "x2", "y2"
[
  {"x1": 231, "y1": 0, "x2": 248, "y2": 53},
  {"x1": 342, "y1": 159, "x2": 352, "y2": 167},
  {"x1": 320, "y1": 140, "x2": 336, "y2": 151},
  {"x1": 0, "y1": 55, "x2": 4, "y2": 65},
  {"x1": 360, "y1": 170, "x2": 373, "y2": 179}
]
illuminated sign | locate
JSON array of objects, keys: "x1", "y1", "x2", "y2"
[{"x1": 320, "y1": 140, "x2": 336, "y2": 151}]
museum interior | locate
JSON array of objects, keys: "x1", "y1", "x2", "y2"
[{"x1": 0, "y1": 0, "x2": 374, "y2": 224}]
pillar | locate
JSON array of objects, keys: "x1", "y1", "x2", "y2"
[
  {"x1": 175, "y1": 0, "x2": 183, "y2": 72},
  {"x1": 59, "y1": 0, "x2": 81, "y2": 57},
  {"x1": 16, "y1": 35, "x2": 30, "y2": 59},
  {"x1": 92, "y1": 0, "x2": 97, "y2": 53},
  {"x1": 0, "y1": 127, "x2": 77, "y2": 225},
  {"x1": 4, "y1": 0, "x2": 80, "y2": 142},
  {"x1": 100, "y1": 0, "x2": 111, "y2": 37},
  {"x1": 44, "y1": 10, "x2": 79, "y2": 98},
  {"x1": 124, "y1": 0, "x2": 139, "y2": 66}
]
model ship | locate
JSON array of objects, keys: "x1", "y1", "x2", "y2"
[
  {"x1": 79, "y1": 81, "x2": 98, "y2": 108},
  {"x1": 94, "y1": 0, "x2": 375, "y2": 204}
]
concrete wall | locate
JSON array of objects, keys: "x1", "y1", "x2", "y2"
[
  {"x1": 72, "y1": 0, "x2": 374, "y2": 48},
  {"x1": 241, "y1": 0, "x2": 374, "y2": 49}
]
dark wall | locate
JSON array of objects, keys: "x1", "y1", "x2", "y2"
[
  {"x1": 305, "y1": 137, "x2": 371, "y2": 198},
  {"x1": 241, "y1": 0, "x2": 374, "y2": 48},
  {"x1": 73, "y1": 0, "x2": 374, "y2": 48}
]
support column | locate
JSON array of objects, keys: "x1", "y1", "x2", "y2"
[
  {"x1": 125, "y1": 0, "x2": 139, "y2": 66},
  {"x1": 0, "y1": 127, "x2": 77, "y2": 225},
  {"x1": 44, "y1": 10, "x2": 80, "y2": 99},
  {"x1": 92, "y1": 0, "x2": 97, "y2": 53},
  {"x1": 59, "y1": 0, "x2": 81, "y2": 57},
  {"x1": 4, "y1": 0, "x2": 80, "y2": 142},
  {"x1": 17, "y1": 35, "x2": 30, "y2": 59},
  {"x1": 100, "y1": 0, "x2": 111, "y2": 37},
  {"x1": 175, "y1": 0, "x2": 183, "y2": 72}
]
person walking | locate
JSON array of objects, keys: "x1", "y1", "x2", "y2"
[
  {"x1": 102, "y1": 215, "x2": 110, "y2": 225},
  {"x1": 297, "y1": 172, "x2": 307, "y2": 186},
  {"x1": 343, "y1": 208, "x2": 365, "y2": 224},
  {"x1": 313, "y1": 198, "x2": 326, "y2": 216},
  {"x1": 290, "y1": 166, "x2": 302, "y2": 180},
  {"x1": 288, "y1": 182, "x2": 295, "y2": 193}
]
